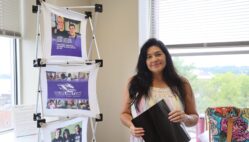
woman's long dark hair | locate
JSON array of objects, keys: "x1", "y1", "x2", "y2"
[
  {"x1": 129, "y1": 38, "x2": 185, "y2": 110},
  {"x1": 63, "y1": 128, "x2": 70, "y2": 139}
]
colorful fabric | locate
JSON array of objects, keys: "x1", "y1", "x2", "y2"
[{"x1": 206, "y1": 107, "x2": 249, "y2": 142}]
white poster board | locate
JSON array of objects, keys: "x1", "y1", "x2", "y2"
[
  {"x1": 41, "y1": 2, "x2": 87, "y2": 61},
  {"x1": 41, "y1": 64, "x2": 100, "y2": 118}
]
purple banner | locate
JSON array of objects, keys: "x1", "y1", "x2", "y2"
[{"x1": 47, "y1": 80, "x2": 88, "y2": 99}]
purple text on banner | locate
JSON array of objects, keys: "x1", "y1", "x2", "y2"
[{"x1": 51, "y1": 36, "x2": 82, "y2": 57}]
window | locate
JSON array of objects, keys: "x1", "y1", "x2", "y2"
[
  {"x1": 149, "y1": 0, "x2": 249, "y2": 141},
  {"x1": 0, "y1": 36, "x2": 19, "y2": 132},
  {"x1": 0, "y1": 0, "x2": 21, "y2": 132},
  {"x1": 151, "y1": 0, "x2": 249, "y2": 113}
]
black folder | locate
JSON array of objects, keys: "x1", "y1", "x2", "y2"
[{"x1": 131, "y1": 99, "x2": 190, "y2": 142}]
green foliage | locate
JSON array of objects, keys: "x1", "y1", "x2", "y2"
[
  {"x1": 173, "y1": 58, "x2": 249, "y2": 114},
  {"x1": 196, "y1": 73, "x2": 249, "y2": 112},
  {"x1": 173, "y1": 57, "x2": 198, "y2": 91}
]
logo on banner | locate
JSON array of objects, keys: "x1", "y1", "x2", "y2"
[{"x1": 56, "y1": 83, "x2": 81, "y2": 96}]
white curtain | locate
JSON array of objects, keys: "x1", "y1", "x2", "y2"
[
  {"x1": 0, "y1": 0, "x2": 21, "y2": 37},
  {"x1": 151, "y1": 0, "x2": 249, "y2": 45}
]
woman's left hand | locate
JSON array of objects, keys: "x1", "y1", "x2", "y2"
[{"x1": 168, "y1": 110, "x2": 187, "y2": 123}]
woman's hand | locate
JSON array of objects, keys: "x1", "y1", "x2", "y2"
[
  {"x1": 168, "y1": 110, "x2": 187, "y2": 123},
  {"x1": 130, "y1": 125, "x2": 145, "y2": 137}
]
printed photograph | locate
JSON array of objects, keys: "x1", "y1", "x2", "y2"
[
  {"x1": 51, "y1": 13, "x2": 82, "y2": 57},
  {"x1": 41, "y1": 65, "x2": 100, "y2": 117},
  {"x1": 46, "y1": 71, "x2": 90, "y2": 110},
  {"x1": 42, "y1": 117, "x2": 88, "y2": 142},
  {"x1": 51, "y1": 122, "x2": 83, "y2": 142}
]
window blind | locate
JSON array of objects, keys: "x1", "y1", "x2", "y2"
[
  {"x1": 0, "y1": 0, "x2": 21, "y2": 37},
  {"x1": 151, "y1": 0, "x2": 249, "y2": 46}
]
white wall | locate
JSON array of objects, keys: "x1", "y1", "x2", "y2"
[
  {"x1": 20, "y1": 0, "x2": 39, "y2": 104},
  {"x1": 20, "y1": 0, "x2": 139, "y2": 142},
  {"x1": 92, "y1": 0, "x2": 139, "y2": 141}
]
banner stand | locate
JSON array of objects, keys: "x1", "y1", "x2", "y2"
[{"x1": 32, "y1": 1, "x2": 103, "y2": 142}]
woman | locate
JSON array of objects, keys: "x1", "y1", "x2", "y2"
[
  {"x1": 62, "y1": 129, "x2": 73, "y2": 142},
  {"x1": 120, "y1": 38, "x2": 199, "y2": 141}
]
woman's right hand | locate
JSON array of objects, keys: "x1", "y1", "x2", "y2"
[{"x1": 129, "y1": 125, "x2": 145, "y2": 137}]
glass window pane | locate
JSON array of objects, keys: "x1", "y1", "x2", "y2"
[
  {"x1": 172, "y1": 54, "x2": 249, "y2": 113},
  {"x1": 0, "y1": 36, "x2": 15, "y2": 131}
]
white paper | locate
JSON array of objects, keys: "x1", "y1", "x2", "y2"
[{"x1": 12, "y1": 105, "x2": 38, "y2": 137}]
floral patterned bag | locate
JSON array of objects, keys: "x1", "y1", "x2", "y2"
[{"x1": 206, "y1": 107, "x2": 249, "y2": 142}]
